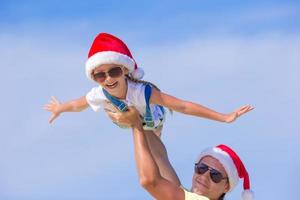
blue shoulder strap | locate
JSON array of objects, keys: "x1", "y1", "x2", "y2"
[
  {"x1": 103, "y1": 84, "x2": 164, "y2": 129},
  {"x1": 144, "y1": 84, "x2": 155, "y2": 128},
  {"x1": 102, "y1": 89, "x2": 128, "y2": 112}
]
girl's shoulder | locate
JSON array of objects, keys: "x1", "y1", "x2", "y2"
[
  {"x1": 86, "y1": 86, "x2": 106, "y2": 101},
  {"x1": 126, "y1": 80, "x2": 147, "y2": 103},
  {"x1": 127, "y1": 80, "x2": 146, "y2": 92}
]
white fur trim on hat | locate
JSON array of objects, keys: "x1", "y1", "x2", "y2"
[
  {"x1": 242, "y1": 189, "x2": 254, "y2": 200},
  {"x1": 85, "y1": 51, "x2": 135, "y2": 81},
  {"x1": 197, "y1": 147, "x2": 239, "y2": 191},
  {"x1": 131, "y1": 67, "x2": 144, "y2": 79}
]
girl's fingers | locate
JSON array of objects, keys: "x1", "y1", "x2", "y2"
[
  {"x1": 44, "y1": 104, "x2": 55, "y2": 110},
  {"x1": 43, "y1": 104, "x2": 53, "y2": 110},
  {"x1": 236, "y1": 106, "x2": 246, "y2": 113},
  {"x1": 49, "y1": 99, "x2": 59, "y2": 106},
  {"x1": 239, "y1": 108, "x2": 248, "y2": 115},
  {"x1": 48, "y1": 100, "x2": 56, "y2": 105},
  {"x1": 241, "y1": 105, "x2": 248, "y2": 110},
  {"x1": 51, "y1": 96, "x2": 60, "y2": 104},
  {"x1": 49, "y1": 114, "x2": 59, "y2": 123},
  {"x1": 44, "y1": 106, "x2": 51, "y2": 111},
  {"x1": 49, "y1": 115, "x2": 55, "y2": 123},
  {"x1": 238, "y1": 105, "x2": 254, "y2": 116}
]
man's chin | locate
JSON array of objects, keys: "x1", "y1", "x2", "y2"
[{"x1": 191, "y1": 187, "x2": 208, "y2": 197}]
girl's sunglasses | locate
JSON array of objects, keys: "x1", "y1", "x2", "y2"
[
  {"x1": 93, "y1": 66, "x2": 123, "y2": 82},
  {"x1": 194, "y1": 163, "x2": 228, "y2": 184}
]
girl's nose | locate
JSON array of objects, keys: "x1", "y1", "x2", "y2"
[{"x1": 105, "y1": 75, "x2": 113, "y2": 82}]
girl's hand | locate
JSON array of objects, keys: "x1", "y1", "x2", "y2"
[
  {"x1": 44, "y1": 96, "x2": 62, "y2": 123},
  {"x1": 224, "y1": 105, "x2": 254, "y2": 123}
]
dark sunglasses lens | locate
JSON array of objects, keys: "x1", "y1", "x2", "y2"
[
  {"x1": 195, "y1": 163, "x2": 225, "y2": 183},
  {"x1": 108, "y1": 67, "x2": 123, "y2": 78},
  {"x1": 195, "y1": 163, "x2": 209, "y2": 174},
  {"x1": 210, "y1": 169, "x2": 223, "y2": 183},
  {"x1": 94, "y1": 72, "x2": 106, "y2": 82}
]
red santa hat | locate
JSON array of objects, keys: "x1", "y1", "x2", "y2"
[
  {"x1": 85, "y1": 33, "x2": 144, "y2": 81},
  {"x1": 197, "y1": 144, "x2": 254, "y2": 200}
]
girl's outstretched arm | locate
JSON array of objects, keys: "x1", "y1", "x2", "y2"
[
  {"x1": 44, "y1": 96, "x2": 89, "y2": 123},
  {"x1": 150, "y1": 88, "x2": 253, "y2": 123}
]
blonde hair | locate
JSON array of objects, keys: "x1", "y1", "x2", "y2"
[{"x1": 126, "y1": 75, "x2": 161, "y2": 91}]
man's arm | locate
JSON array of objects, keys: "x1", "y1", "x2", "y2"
[
  {"x1": 132, "y1": 122, "x2": 185, "y2": 200},
  {"x1": 108, "y1": 107, "x2": 184, "y2": 200}
]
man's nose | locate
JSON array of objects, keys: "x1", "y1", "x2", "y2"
[{"x1": 200, "y1": 170, "x2": 211, "y2": 181}]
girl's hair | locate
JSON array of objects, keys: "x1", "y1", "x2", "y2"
[
  {"x1": 218, "y1": 193, "x2": 226, "y2": 200},
  {"x1": 126, "y1": 75, "x2": 160, "y2": 91}
]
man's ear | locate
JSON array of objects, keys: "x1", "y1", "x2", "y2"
[{"x1": 224, "y1": 181, "x2": 230, "y2": 193}]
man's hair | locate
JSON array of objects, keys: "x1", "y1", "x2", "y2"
[{"x1": 219, "y1": 193, "x2": 226, "y2": 200}]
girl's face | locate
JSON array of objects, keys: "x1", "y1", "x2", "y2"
[
  {"x1": 92, "y1": 64, "x2": 129, "y2": 98},
  {"x1": 191, "y1": 156, "x2": 229, "y2": 200}
]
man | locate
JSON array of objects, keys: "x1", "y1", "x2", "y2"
[{"x1": 107, "y1": 107, "x2": 254, "y2": 200}]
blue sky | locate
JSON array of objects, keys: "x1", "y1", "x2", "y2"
[{"x1": 1, "y1": 1, "x2": 299, "y2": 200}]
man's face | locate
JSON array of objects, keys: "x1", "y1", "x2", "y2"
[{"x1": 191, "y1": 156, "x2": 229, "y2": 199}]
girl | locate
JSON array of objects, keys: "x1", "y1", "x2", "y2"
[
  {"x1": 44, "y1": 32, "x2": 253, "y2": 134},
  {"x1": 44, "y1": 33, "x2": 253, "y2": 185}
]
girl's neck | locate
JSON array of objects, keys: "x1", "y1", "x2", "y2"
[{"x1": 110, "y1": 79, "x2": 128, "y2": 99}]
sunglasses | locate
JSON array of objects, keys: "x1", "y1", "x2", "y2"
[
  {"x1": 93, "y1": 66, "x2": 123, "y2": 82},
  {"x1": 194, "y1": 163, "x2": 228, "y2": 184}
]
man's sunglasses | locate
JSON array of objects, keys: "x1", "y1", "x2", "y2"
[
  {"x1": 93, "y1": 66, "x2": 123, "y2": 82},
  {"x1": 194, "y1": 163, "x2": 228, "y2": 184}
]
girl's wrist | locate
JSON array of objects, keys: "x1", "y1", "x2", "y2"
[
  {"x1": 57, "y1": 105, "x2": 65, "y2": 113},
  {"x1": 221, "y1": 114, "x2": 229, "y2": 123}
]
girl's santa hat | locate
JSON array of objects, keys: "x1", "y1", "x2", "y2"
[
  {"x1": 85, "y1": 33, "x2": 144, "y2": 81},
  {"x1": 197, "y1": 144, "x2": 254, "y2": 200}
]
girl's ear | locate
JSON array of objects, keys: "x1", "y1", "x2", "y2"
[
  {"x1": 123, "y1": 67, "x2": 129, "y2": 75},
  {"x1": 90, "y1": 71, "x2": 95, "y2": 80}
]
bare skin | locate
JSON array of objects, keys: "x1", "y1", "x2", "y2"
[
  {"x1": 192, "y1": 156, "x2": 229, "y2": 199},
  {"x1": 107, "y1": 107, "x2": 230, "y2": 200},
  {"x1": 44, "y1": 63, "x2": 253, "y2": 124},
  {"x1": 43, "y1": 96, "x2": 88, "y2": 123},
  {"x1": 44, "y1": 63, "x2": 252, "y2": 198},
  {"x1": 150, "y1": 88, "x2": 253, "y2": 123}
]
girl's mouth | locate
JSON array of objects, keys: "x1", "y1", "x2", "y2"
[{"x1": 106, "y1": 81, "x2": 118, "y2": 89}]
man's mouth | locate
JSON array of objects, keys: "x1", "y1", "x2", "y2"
[{"x1": 195, "y1": 178, "x2": 209, "y2": 189}]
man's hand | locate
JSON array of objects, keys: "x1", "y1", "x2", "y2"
[{"x1": 106, "y1": 106, "x2": 142, "y2": 128}]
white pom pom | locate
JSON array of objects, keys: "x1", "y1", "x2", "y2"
[
  {"x1": 242, "y1": 190, "x2": 254, "y2": 200},
  {"x1": 131, "y1": 68, "x2": 144, "y2": 80}
]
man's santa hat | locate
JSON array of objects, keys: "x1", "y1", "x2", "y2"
[
  {"x1": 85, "y1": 33, "x2": 144, "y2": 81},
  {"x1": 197, "y1": 144, "x2": 254, "y2": 200}
]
